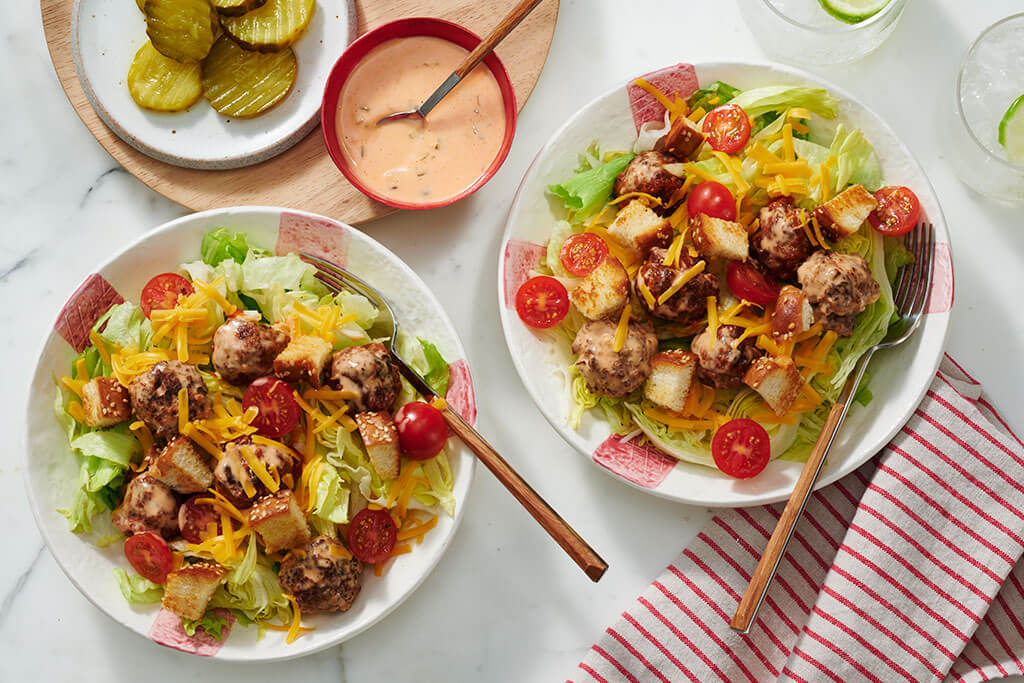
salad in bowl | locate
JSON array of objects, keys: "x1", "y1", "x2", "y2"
[
  {"x1": 510, "y1": 71, "x2": 926, "y2": 483},
  {"x1": 33, "y1": 210, "x2": 475, "y2": 657}
]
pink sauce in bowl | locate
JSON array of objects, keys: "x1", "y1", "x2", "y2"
[{"x1": 322, "y1": 19, "x2": 517, "y2": 210}]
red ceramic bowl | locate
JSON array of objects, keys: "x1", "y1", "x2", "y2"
[{"x1": 321, "y1": 18, "x2": 518, "y2": 211}]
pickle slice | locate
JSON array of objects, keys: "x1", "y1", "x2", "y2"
[
  {"x1": 202, "y1": 36, "x2": 297, "y2": 117},
  {"x1": 144, "y1": 0, "x2": 218, "y2": 62},
  {"x1": 219, "y1": 0, "x2": 315, "y2": 52},
  {"x1": 211, "y1": 0, "x2": 266, "y2": 16},
  {"x1": 127, "y1": 41, "x2": 203, "y2": 112}
]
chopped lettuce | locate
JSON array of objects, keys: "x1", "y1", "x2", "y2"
[
  {"x1": 311, "y1": 461, "x2": 350, "y2": 525},
  {"x1": 545, "y1": 220, "x2": 574, "y2": 278},
  {"x1": 95, "y1": 302, "x2": 152, "y2": 352},
  {"x1": 182, "y1": 611, "x2": 230, "y2": 640},
  {"x1": 687, "y1": 80, "x2": 741, "y2": 112},
  {"x1": 209, "y1": 540, "x2": 290, "y2": 623},
  {"x1": 728, "y1": 85, "x2": 840, "y2": 120},
  {"x1": 829, "y1": 124, "x2": 883, "y2": 192},
  {"x1": 626, "y1": 403, "x2": 716, "y2": 468},
  {"x1": 820, "y1": 225, "x2": 896, "y2": 398},
  {"x1": 418, "y1": 338, "x2": 450, "y2": 396},
  {"x1": 57, "y1": 413, "x2": 140, "y2": 532},
  {"x1": 411, "y1": 455, "x2": 457, "y2": 516},
  {"x1": 201, "y1": 228, "x2": 266, "y2": 266},
  {"x1": 548, "y1": 154, "x2": 635, "y2": 221},
  {"x1": 114, "y1": 568, "x2": 163, "y2": 604},
  {"x1": 337, "y1": 290, "x2": 379, "y2": 329},
  {"x1": 240, "y1": 252, "x2": 317, "y2": 293},
  {"x1": 568, "y1": 368, "x2": 600, "y2": 430},
  {"x1": 884, "y1": 235, "x2": 915, "y2": 283},
  {"x1": 69, "y1": 431, "x2": 140, "y2": 469}
]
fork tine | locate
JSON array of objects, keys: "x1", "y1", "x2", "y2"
[
  {"x1": 907, "y1": 223, "x2": 934, "y2": 317},
  {"x1": 894, "y1": 227, "x2": 920, "y2": 311},
  {"x1": 313, "y1": 271, "x2": 344, "y2": 293}
]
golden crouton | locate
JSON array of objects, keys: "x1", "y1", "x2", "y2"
[
  {"x1": 81, "y1": 377, "x2": 131, "y2": 428},
  {"x1": 248, "y1": 490, "x2": 311, "y2": 554},
  {"x1": 813, "y1": 184, "x2": 877, "y2": 241},
  {"x1": 643, "y1": 350, "x2": 699, "y2": 413},
  {"x1": 771, "y1": 286, "x2": 815, "y2": 340},
  {"x1": 274, "y1": 335, "x2": 333, "y2": 388},
  {"x1": 355, "y1": 411, "x2": 401, "y2": 480},
  {"x1": 655, "y1": 115, "x2": 706, "y2": 160},
  {"x1": 162, "y1": 561, "x2": 226, "y2": 621},
  {"x1": 743, "y1": 356, "x2": 804, "y2": 416},
  {"x1": 570, "y1": 256, "x2": 630, "y2": 320},
  {"x1": 690, "y1": 214, "x2": 749, "y2": 262},
  {"x1": 607, "y1": 200, "x2": 673, "y2": 261},
  {"x1": 149, "y1": 436, "x2": 214, "y2": 494}
]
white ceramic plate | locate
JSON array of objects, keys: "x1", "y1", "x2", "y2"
[
  {"x1": 498, "y1": 62, "x2": 954, "y2": 508},
  {"x1": 25, "y1": 207, "x2": 477, "y2": 660},
  {"x1": 72, "y1": 0, "x2": 355, "y2": 169}
]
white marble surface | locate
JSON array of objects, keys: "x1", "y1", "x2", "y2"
[{"x1": 3, "y1": 1, "x2": 1023, "y2": 680}]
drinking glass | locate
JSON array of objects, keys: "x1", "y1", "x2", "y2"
[
  {"x1": 737, "y1": 0, "x2": 908, "y2": 65},
  {"x1": 949, "y1": 13, "x2": 1024, "y2": 202}
]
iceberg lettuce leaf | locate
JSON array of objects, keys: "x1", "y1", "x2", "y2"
[
  {"x1": 728, "y1": 86, "x2": 840, "y2": 120},
  {"x1": 114, "y1": 568, "x2": 163, "y2": 604},
  {"x1": 548, "y1": 154, "x2": 635, "y2": 221}
]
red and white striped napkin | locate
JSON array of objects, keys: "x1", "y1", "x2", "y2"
[{"x1": 572, "y1": 355, "x2": 1024, "y2": 683}]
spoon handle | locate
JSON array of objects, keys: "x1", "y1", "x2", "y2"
[{"x1": 454, "y1": 0, "x2": 544, "y2": 78}]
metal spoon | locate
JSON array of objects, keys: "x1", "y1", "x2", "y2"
[{"x1": 376, "y1": 0, "x2": 543, "y2": 126}]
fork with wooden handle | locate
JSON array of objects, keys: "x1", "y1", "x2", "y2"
[
  {"x1": 302, "y1": 253, "x2": 609, "y2": 582},
  {"x1": 729, "y1": 222, "x2": 935, "y2": 633}
]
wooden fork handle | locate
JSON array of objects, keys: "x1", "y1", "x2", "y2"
[
  {"x1": 454, "y1": 0, "x2": 544, "y2": 78},
  {"x1": 730, "y1": 400, "x2": 847, "y2": 632},
  {"x1": 439, "y1": 404, "x2": 608, "y2": 582}
]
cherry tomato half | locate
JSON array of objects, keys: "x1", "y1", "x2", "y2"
[
  {"x1": 394, "y1": 401, "x2": 448, "y2": 460},
  {"x1": 712, "y1": 418, "x2": 771, "y2": 479},
  {"x1": 868, "y1": 186, "x2": 921, "y2": 236},
  {"x1": 347, "y1": 508, "x2": 398, "y2": 564},
  {"x1": 242, "y1": 376, "x2": 301, "y2": 438},
  {"x1": 726, "y1": 261, "x2": 781, "y2": 306},
  {"x1": 702, "y1": 104, "x2": 752, "y2": 154},
  {"x1": 178, "y1": 495, "x2": 221, "y2": 544},
  {"x1": 560, "y1": 233, "x2": 609, "y2": 277},
  {"x1": 515, "y1": 276, "x2": 570, "y2": 329},
  {"x1": 124, "y1": 531, "x2": 173, "y2": 584},
  {"x1": 687, "y1": 181, "x2": 737, "y2": 221},
  {"x1": 140, "y1": 273, "x2": 194, "y2": 317}
]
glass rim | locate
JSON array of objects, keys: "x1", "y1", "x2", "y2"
[
  {"x1": 756, "y1": 0, "x2": 905, "y2": 34},
  {"x1": 956, "y1": 12, "x2": 1024, "y2": 172}
]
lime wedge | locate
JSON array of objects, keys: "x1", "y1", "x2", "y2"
[
  {"x1": 817, "y1": 0, "x2": 891, "y2": 23},
  {"x1": 998, "y1": 93, "x2": 1024, "y2": 164}
]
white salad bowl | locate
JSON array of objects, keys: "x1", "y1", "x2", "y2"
[
  {"x1": 498, "y1": 61, "x2": 954, "y2": 508},
  {"x1": 24, "y1": 207, "x2": 476, "y2": 660}
]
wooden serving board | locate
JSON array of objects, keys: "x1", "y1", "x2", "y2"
[{"x1": 41, "y1": 0, "x2": 559, "y2": 223}]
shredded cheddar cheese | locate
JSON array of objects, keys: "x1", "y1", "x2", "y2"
[
  {"x1": 610, "y1": 191, "x2": 663, "y2": 207},
  {"x1": 612, "y1": 306, "x2": 631, "y2": 353},
  {"x1": 241, "y1": 445, "x2": 279, "y2": 493},
  {"x1": 177, "y1": 388, "x2": 189, "y2": 435},
  {"x1": 284, "y1": 594, "x2": 313, "y2": 644},
  {"x1": 637, "y1": 275, "x2": 657, "y2": 310},
  {"x1": 644, "y1": 406, "x2": 716, "y2": 432},
  {"x1": 129, "y1": 421, "x2": 154, "y2": 454},
  {"x1": 657, "y1": 261, "x2": 706, "y2": 305},
  {"x1": 67, "y1": 401, "x2": 86, "y2": 423},
  {"x1": 705, "y1": 296, "x2": 719, "y2": 342},
  {"x1": 633, "y1": 78, "x2": 687, "y2": 121}
]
